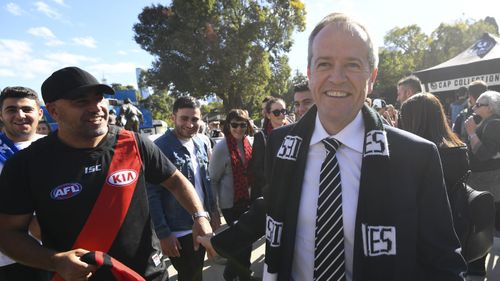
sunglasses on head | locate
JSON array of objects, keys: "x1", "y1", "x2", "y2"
[
  {"x1": 271, "y1": 109, "x2": 287, "y2": 117},
  {"x1": 230, "y1": 122, "x2": 247, "y2": 129}
]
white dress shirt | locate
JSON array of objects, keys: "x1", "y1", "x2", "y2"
[{"x1": 290, "y1": 111, "x2": 364, "y2": 281}]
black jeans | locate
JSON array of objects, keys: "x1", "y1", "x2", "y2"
[
  {"x1": 221, "y1": 206, "x2": 253, "y2": 281},
  {"x1": 169, "y1": 234, "x2": 205, "y2": 281}
]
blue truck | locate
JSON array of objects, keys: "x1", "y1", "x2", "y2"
[{"x1": 41, "y1": 89, "x2": 154, "y2": 132}]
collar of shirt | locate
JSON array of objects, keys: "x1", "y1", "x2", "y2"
[{"x1": 310, "y1": 111, "x2": 365, "y2": 154}]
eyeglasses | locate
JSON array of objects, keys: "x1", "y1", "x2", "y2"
[
  {"x1": 474, "y1": 102, "x2": 489, "y2": 108},
  {"x1": 271, "y1": 109, "x2": 287, "y2": 117},
  {"x1": 230, "y1": 122, "x2": 247, "y2": 129}
]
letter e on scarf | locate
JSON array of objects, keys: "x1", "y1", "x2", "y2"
[
  {"x1": 364, "y1": 130, "x2": 389, "y2": 157},
  {"x1": 362, "y1": 224, "x2": 396, "y2": 256}
]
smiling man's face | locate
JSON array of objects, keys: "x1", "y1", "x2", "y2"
[
  {"x1": 308, "y1": 23, "x2": 377, "y2": 134},
  {"x1": 0, "y1": 97, "x2": 43, "y2": 142}
]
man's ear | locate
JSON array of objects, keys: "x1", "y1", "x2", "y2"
[
  {"x1": 37, "y1": 107, "x2": 44, "y2": 121},
  {"x1": 367, "y1": 68, "x2": 378, "y2": 95},
  {"x1": 45, "y1": 102, "x2": 59, "y2": 122}
]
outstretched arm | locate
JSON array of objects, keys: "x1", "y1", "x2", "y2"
[
  {"x1": 198, "y1": 197, "x2": 266, "y2": 259},
  {"x1": 161, "y1": 170, "x2": 213, "y2": 250}
]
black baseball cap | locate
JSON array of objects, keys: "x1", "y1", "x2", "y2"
[{"x1": 41, "y1": 66, "x2": 114, "y2": 103}]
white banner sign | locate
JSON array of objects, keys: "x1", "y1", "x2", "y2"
[{"x1": 425, "y1": 73, "x2": 500, "y2": 92}]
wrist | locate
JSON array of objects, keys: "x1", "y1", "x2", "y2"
[
  {"x1": 468, "y1": 133, "x2": 478, "y2": 141},
  {"x1": 192, "y1": 211, "x2": 211, "y2": 222}
]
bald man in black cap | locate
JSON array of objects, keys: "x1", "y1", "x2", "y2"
[{"x1": 0, "y1": 66, "x2": 212, "y2": 281}]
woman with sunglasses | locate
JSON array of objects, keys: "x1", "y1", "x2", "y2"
[
  {"x1": 465, "y1": 91, "x2": 500, "y2": 256},
  {"x1": 399, "y1": 93, "x2": 494, "y2": 274},
  {"x1": 251, "y1": 97, "x2": 289, "y2": 200},
  {"x1": 209, "y1": 109, "x2": 256, "y2": 281}
]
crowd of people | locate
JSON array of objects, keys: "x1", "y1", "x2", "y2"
[{"x1": 0, "y1": 11, "x2": 499, "y2": 281}]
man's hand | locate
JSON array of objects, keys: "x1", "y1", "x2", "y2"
[
  {"x1": 383, "y1": 107, "x2": 398, "y2": 127},
  {"x1": 160, "y1": 235, "x2": 182, "y2": 257},
  {"x1": 464, "y1": 115, "x2": 478, "y2": 135},
  {"x1": 196, "y1": 235, "x2": 218, "y2": 259},
  {"x1": 192, "y1": 217, "x2": 213, "y2": 251},
  {"x1": 52, "y1": 249, "x2": 96, "y2": 281}
]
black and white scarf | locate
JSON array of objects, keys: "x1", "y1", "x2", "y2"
[{"x1": 264, "y1": 104, "x2": 391, "y2": 278}]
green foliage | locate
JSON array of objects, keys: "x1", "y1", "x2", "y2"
[
  {"x1": 134, "y1": 0, "x2": 305, "y2": 116},
  {"x1": 424, "y1": 18, "x2": 498, "y2": 68},
  {"x1": 111, "y1": 83, "x2": 137, "y2": 91},
  {"x1": 110, "y1": 83, "x2": 142, "y2": 101},
  {"x1": 139, "y1": 90, "x2": 175, "y2": 126},
  {"x1": 266, "y1": 55, "x2": 292, "y2": 101},
  {"x1": 280, "y1": 69, "x2": 307, "y2": 111},
  {"x1": 201, "y1": 101, "x2": 224, "y2": 117},
  {"x1": 376, "y1": 16, "x2": 499, "y2": 95}
]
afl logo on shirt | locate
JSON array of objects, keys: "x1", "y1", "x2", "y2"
[
  {"x1": 50, "y1": 183, "x2": 83, "y2": 200},
  {"x1": 107, "y1": 169, "x2": 138, "y2": 187}
]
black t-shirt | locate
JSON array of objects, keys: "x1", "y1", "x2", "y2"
[{"x1": 0, "y1": 126, "x2": 176, "y2": 280}]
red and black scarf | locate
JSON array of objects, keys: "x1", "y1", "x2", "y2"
[
  {"x1": 264, "y1": 119, "x2": 273, "y2": 137},
  {"x1": 226, "y1": 134, "x2": 253, "y2": 204}
]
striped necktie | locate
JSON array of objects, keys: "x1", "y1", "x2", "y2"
[{"x1": 314, "y1": 138, "x2": 345, "y2": 281}]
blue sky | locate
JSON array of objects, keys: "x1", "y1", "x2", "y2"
[{"x1": 1, "y1": 0, "x2": 498, "y2": 99}]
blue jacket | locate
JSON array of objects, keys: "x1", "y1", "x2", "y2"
[{"x1": 147, "y1": 129, "x2": 215, "y2": 239}]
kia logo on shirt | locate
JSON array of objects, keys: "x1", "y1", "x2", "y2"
[
  {"x1": 107, "y1": 169, "x2": 138, "y2": 187},
  {"x1": 50, "y1": 183, "x2": 83, "y2": 200}
]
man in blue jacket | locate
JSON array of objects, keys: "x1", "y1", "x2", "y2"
[{"x1": 147, "y1": 96, "x2": 219, "y2": 281}]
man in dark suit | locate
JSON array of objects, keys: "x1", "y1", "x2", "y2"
[{"x1": 198, "y1": 12, "x2": 466, "y2": 281}]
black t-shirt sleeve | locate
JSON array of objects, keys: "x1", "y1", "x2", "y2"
[
  {"x1": 0, "y1": 152, "x2": 35, "y2": 214},
  {"x1": 135, "y1": 134, "x2": 177, "y2": 184}
]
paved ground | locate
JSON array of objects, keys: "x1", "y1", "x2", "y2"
[{"x1": 166, "y1": 231, "x2": 500, "y2": 281}]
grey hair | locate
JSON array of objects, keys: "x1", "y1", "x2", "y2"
[
  {"x1": 478, "y1": 90, "x2": 500, "y2": 115},
  {"x1": 307, "y1": 13, "x2": 379, "y2": 73}
]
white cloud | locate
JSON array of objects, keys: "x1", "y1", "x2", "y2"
[
  {"x1": 117, "y1": 50, "x2": 127, "y2": 55},
  {"x1": 35, "y1": 1, "x2": 61, "y2": 20},
  {"x1": 0, "y1": 39, "x2": 58, "y2": 81},
  {"x1": 0, "y1": 39, "x2": 32, "y2": 67},
  {"x1": 27, "y1": 26, "x2": 65, "y2": 46},
  {"x1": 0, "y1": 39, "x2": 105, "y2": 89},
  {"x1": 72, "y1": 37, "x2": 97, "y2": 48},
  {"x1": 51, "y1": 0, "x2": 67, "y2": 6},
  {"x1": 0, "y1": 68, "x2": 16, "y2": 77},
  {"x1": 87, "y1": 63, "x2": 141, "y2": 87},
  {"x1": 27, "y1": 27, "x2": 56, "y2": 39},
  {"x1": 6, "y1": 3, "x2": 24, "y2": 16},
  {"x1": 45, "y1": 52, "x2": 98, "y2": 65},
  {"x1": 89, "y1": 63, "x2": 138, "y2": 75}
]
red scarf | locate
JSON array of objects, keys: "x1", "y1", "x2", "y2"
[
  {"x1": 265, "y1": 120, "x2": 273, "y2": 137},
  {"x1": 226, "y1": 134, "x2": 253, "y2": 203}
]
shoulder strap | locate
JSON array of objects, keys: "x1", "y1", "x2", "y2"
[
  {"x1": 52, "y1": 129, "x2": 143, "y2": 281},
  {"x1": 73, "y1": 129, "x2": 142, "y2": 250}
]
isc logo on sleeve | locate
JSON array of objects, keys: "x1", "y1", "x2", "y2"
[{"x1": 107, "y1": 169, "x2": 138, "y2": 187}]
